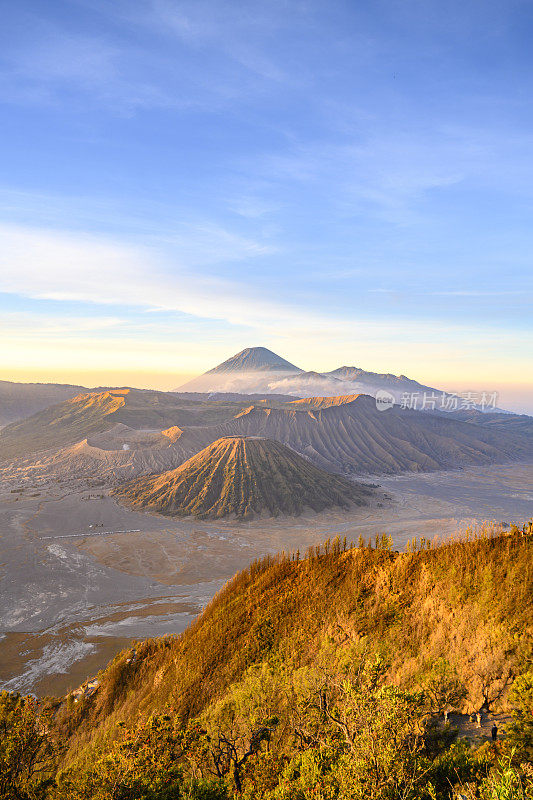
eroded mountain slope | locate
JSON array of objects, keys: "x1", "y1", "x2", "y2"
[
  {"x1": 2, "y1": 393, "x2": 531, "y2": 483},
  {"x1": 113, "y1": 436, "x2": 373, "y2": 519},
  {"x1": 0, "y1": 389, "x2": 245, "y2": 461}
]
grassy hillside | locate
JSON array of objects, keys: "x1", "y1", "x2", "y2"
[
  {"x1": 59, "y1": 524, "x2": 531, "y2": 734},
  {"x1": 113, "y1": 435, "x2": 374, "y2": 519},
  {"x1": 3, "y1": 523, "x2": 533, "y2": 799}
]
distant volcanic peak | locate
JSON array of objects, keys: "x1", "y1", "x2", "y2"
[
  {"x1": 175, "y1": 348, "x2": 303, "y2": 393},
  {"x1": 207, "y1": 347, "x2": 302, "y2": 374},
  {"x1": 333, "y1": 366, "x2": 362, "y2": 374},
  {"x1": 113, "y1": 435, "x2": 372, "y2": 520}
]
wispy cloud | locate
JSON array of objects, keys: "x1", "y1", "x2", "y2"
[
  {"x1": 428, "y1": 289, "x2": 530, "y2": 297},
  {"x1": 130, "y1": 0, "x2": 294, "y2": 80},
  {"x1": 242, "y1": 125, "x2": 495, "y2": 227},
  {"x1": 0, "y1": 222, "x2": 278, "y2": 326},
  {"x1": 1, "y1": 218, "x2": 532, "y2": 398},
  {"x1": 0, "y1": 311, "x2": 124, "y2": 337},
  {"x1": 9, "y1": 35, "x2": 117, "y2": 86},
  {"x1": 1, "y1": 221, "x2": 530, "y2": 347},
  {"x1": 226, "y1": 195, "x2": 280, "y2": 220},
  {"x1": 0, "y1": 0, "x2": 299, "y2": 113},
  {"x1": 369, "y1": 289, "x2": 531, "y2": 297}
]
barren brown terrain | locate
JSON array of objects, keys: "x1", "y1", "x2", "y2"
[{"x1": 3, "y1": 391, "x2": 531, "y2": 487}]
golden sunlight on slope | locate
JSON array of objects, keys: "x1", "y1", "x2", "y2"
[
  {"x1": 289, "y1": 393, "x2": 364, "y2": 408},
  {"x1": 113, "y1": 435, "x2": 374, "y2": 519}
]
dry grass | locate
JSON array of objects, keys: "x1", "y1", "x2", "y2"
[{"x1": 53, "y1": 522, "x2": 533, "y2": 767}]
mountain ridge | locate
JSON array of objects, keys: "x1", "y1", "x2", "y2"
[
  {"x1": 0, "y1": 380, "x2": 89, "y2": 426},
  {"x1": 0, "y1": 389, "x2": 246, "y2": 461},
  {"x1": 2, "y1": 391, "x2": 532, "y2": 483},
  {"x1": 191, "y1": 395, "x2": 531, "y2": 475},
  {"x1": 174, "y1": 347, "x2": 501, "y2": 410}
]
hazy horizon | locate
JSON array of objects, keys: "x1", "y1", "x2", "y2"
[{"x1": 1, "y1": 353, "x2": 532, "y2": 415}]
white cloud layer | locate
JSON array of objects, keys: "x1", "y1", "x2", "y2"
[
  {"x1": 0, "y1": 222, "x2": 491, "y2": 342},
  {"x1": 0, "y1": 222, "x2": 284, "y2": 327}
]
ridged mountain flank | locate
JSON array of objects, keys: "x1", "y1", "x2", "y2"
[
  {"x1": 0, "y1": 388, "x2": 244, "y2": 462},
  {"x1": 196, "y1": 394, "x2": 532, "y2": 475},
  {"x1": 113, "y1": 435, "x2": 373, "y2": 519}
]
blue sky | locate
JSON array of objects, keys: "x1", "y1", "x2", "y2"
[{"x1": 1, "y1": 0, "x2": 532, "y2": 410}]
